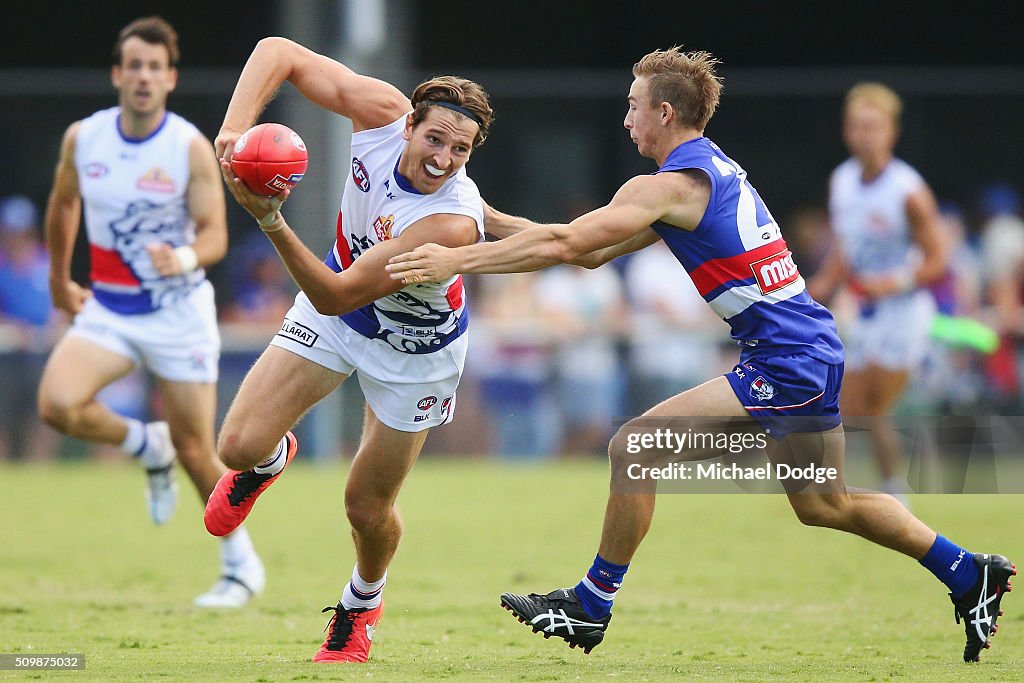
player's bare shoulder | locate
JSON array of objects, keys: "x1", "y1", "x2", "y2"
[
  {"x1": 618, "y1": 169, "x2": 709, "y2": 231},
  {"x1": 58, "y1": 120, "x2": 83, "y2": 162},
  {"x1": 51, "y1": 120, "x2": 84, "y2": 192}
]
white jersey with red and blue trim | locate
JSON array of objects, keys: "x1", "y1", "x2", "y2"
[
  {"x1": 75, "y1": 107, "x2": 205, "y2": 315},
  {"x1": 829, "y1": 157, "x2": 925, "y2": 277},
  {"x1": 324, "y1": 115, "x2": 484, "y2": 354},
  {"x1": 650, "y1": 137, "x2": 843, "y2": 364}
]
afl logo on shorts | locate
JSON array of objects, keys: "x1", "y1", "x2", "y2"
[
  {"x1": 351, "y1": 157, "x2": 370, "y2": 192},
  {"x1": 417, "y1": 396, "x2": 437, "y2": 411},
  {"x1": 750, "y1": 377, "x2": 776, "y2": 402}
]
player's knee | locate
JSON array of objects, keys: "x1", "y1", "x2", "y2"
[
  {"x1": 37, "y1": 393, "x2": 78, "y2": 433},
  {"x1": 344, "y1": 493, "x2": 391, "y2": 533},
  {"x1": 790, "y1": 495, "x2": 847, "y2": 529},
  {"x1": 607, "y1": 424, "x2": 635, "y2": 467},
  {"x1": 172, "y1": 435, "x2": 213, "y2": 467},
  {"x1": 216, "y1": 429, "x2": 262, "y2": 471}
]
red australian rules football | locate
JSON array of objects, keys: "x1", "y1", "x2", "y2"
[{"x1": 231, "y1": 123, "x2": 308, "y2": 196}]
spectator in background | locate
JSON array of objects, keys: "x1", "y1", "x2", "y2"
[
  {"x1": 471, "y1": 272, "x2": 558, "y2": 458},
  {"x1": 910, "y1": 201, "x2": 995, "y2": 494},
  {"x1": 624, "y1": 238, "x2": 725, "y2": 413},
  {"x1": 784, "y1": 205, "x2": 832, "y2": 280},
  {"x1": 978, "y1": 182, "x2": 1024, "y2": 410},
  {"x1": 220, "y1": 232, "x2": 294, "y2": 324},
  {"x1": 0, "y1": 195, "x2": 58, "y2": 460},
  {"x1": 809, "y1": 82, "x2": 947, "y2": 501},
  {"x1": 535, "y1": 264, "x2": 627, "y2": 456}
]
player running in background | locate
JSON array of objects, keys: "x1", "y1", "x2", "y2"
[
  {"x1": 38, "y1": 17, "x2": 264, "y2": 607},
  {"x1": 203, "y1": 37, "x2": 494, "y2": 663},
  {"x1": 387, "y1": 47, "x2": 1014, "y2": 663},
  {"x1": 808, "y1": 82, "x2": 947, "y2": 501}
]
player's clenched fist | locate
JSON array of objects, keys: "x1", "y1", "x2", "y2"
[{"x1": 48, "y1": 278, "x2": 92, "y2": 316}]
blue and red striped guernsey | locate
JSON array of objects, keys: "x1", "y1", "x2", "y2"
[{"x1": 650, "y1": 137, "x2": 843, "y2": 364}]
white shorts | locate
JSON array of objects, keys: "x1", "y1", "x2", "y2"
[
  {"x1": 68, "y1": 280, "x2": 219, "y2": 383},
  {"x1": 844, "y1": 289, "x2": 935, "y2": 372},
  {"x1": 271, "y1": 292, "x2": 466, "y2": 432}
]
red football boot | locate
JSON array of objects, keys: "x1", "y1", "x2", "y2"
[
  {"x1": 204, "y1": 431, "x2": 297, "y2": 537},
  {"x1": 313, "y1": 601, "x2": 384, "y2": 663}
]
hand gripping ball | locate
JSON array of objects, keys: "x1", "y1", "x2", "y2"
[{"x1": 230, "y1": 123, "x2": 308, "y2": 196}]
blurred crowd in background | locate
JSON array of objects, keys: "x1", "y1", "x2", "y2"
[{"x1": 3, "y1": 180, "x2": 1024, "y2": 462}]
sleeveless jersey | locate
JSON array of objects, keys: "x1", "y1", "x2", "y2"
[
  {"x1": 650, "y1": 137, "x2": 843, "y2": 364},
  {"x1": 828, "y1": 157, "x2": 925, "y2": 276},
  {"x1": 324, "y1": 115, "x2": 484, "y2": 354},
  {"x1": 75, "y1": 107, "x2": 205, "y2": 314}
]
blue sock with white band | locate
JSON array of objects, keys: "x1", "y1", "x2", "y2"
[{"x1": 575, "y1": 554, "x2": 628, "y2": 619}]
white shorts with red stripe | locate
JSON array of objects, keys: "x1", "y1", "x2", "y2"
[
  {"x1": 68, "y1": 280, "x2": 219, "y2": 383},
  {"x1": 271, "y1": 291, "x2": 465, "y2": 432}
]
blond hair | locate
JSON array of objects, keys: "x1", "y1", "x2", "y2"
[
  {"x1": 632, "y1": 47, "x2": 723, "y2": 131},
  {"x1": 410, "y1": 76, "x2": 494, "y2": 148},
  {"x1": 844, "y1": 82, "x2": 902, "y2": 123}
]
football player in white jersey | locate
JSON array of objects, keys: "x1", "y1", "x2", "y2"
[
  {"x1": 809, "y1": 83, "x2": 947, "y2": 500},
  {"x1": 202, "y1": 37, "x2": 494, "y2": 663},
  {"x1": 38, "y1": 17, "x2": 265, "y2": 608}
]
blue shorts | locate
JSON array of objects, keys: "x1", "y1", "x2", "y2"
[{"x1": 725, "y1": 354, "x2": 843, "y2": 438}]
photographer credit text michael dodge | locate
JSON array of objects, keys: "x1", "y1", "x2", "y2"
[{"x1": 624, "y1": 428, "x2": 839, "y2": 484}]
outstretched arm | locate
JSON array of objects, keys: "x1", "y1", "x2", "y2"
[
  {"x1": 387, "y1": 174, "x2": 688, "y2": 283},
  {"x1": 484, "y1": 201, "x2": 661, "y2": 268},
  {"x1": 216, "y1": 37, "x2": 410, "y2": 160}
]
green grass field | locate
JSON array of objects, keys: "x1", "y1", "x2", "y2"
[{"x1": 2, "y1": 458, "x2": 1022, "y2": 681}]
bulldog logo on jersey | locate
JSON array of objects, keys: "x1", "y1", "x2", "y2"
[
  {"x1": 373, "y1": 215, "x2": 395, "y2": 242},
  {"x1": 750, "y1": 377, "x2": 776, "y2": 401},
  {"x1": 750, "y1": 248, "x2": 799, "y2": 296},
  {"x1": 136, "y1": 167, "x2": 176, "y2": 194},
  {"x1": 351, "y1": 157, "x2": 370, "y2": 192}
]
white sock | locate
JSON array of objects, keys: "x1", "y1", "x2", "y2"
[
  {"x1": 120, "y1": 418, "x2": 147, "y2": 457},
  {"x1": 220, "y1": 527, "x2": 256, "y2": 568},
  {"x1": 254, "y1": 437, "x2": 287, "y2": 475},
  {"x1": 341, "y1": 566, "x2": 386, "y2": 609}
]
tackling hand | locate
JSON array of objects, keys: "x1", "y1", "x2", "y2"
[
  {"x1": 386, "y1": 244, "x2": 458, "y2": 284},
  {"x1": 214, "y1": 127, "x2": 245, "y2": 165}
]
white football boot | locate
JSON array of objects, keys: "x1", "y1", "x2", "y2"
[{"x1": 194, "y1": 552, "x2": 266, "y2": 608}]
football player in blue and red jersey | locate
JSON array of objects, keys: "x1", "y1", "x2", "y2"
[{"x1": 387, "y1": 47, "x2": 1014, "y2": 662}]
